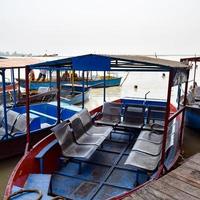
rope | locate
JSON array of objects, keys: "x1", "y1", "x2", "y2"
[{"x1": 6, "y1": 189, "x2": 42, "y2": 200}]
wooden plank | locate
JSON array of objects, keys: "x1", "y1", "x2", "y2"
[
  {"x1": 186, "y1": 153, "x2": 200, "y2": 165},
  {"x1": 142, "y1": 186, "x2": 173, "y2": 200},
  {"x1": 160, "y1": 174, "x2": 200, "y2": 199},
  {"x1": 123, "y1": 195, "x2": 144, "y2": 200},
  {"x1": 171, "y1": 164, "x2": 200, "y2": 186},
  {"x1": 170, "y1": 170, "x2": 200, "y2": 190},
  {"x1": 183, "y1": 160, "x2": 200, "y2": 171},
  {"x1": 121, "y1": 153, "x2": 200, "y2": 200},
  {"x1": 150, "y1": 178, "x2": 199, "y2": 200},
  {"x1": 134, "y1": 187, "x2": 160, "y2": 200}
]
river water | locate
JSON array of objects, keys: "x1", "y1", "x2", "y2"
[{"x1": 0, "y1": 69, "x2": 200, "y2": 198}]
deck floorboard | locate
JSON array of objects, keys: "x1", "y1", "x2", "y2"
[{"x1": 122, "y1": 153, "x2": 200, "y2": 200}]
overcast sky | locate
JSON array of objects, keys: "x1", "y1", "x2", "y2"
[{"x1": 1, "y1": 0, "x2": 200, "y2": 56}]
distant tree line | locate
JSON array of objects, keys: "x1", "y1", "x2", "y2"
[{"x1": 0, "y1": 51, "x2": 32, "y2": 57}]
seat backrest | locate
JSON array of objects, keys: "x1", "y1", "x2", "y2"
[
  {"x1": 147, "y1": 106, "x2": 166, "y2": 124},
  {"x1": 51, "y1": 121, "x2": 74, "y2": 152},
  {"x1": 102, "y1": 102, "x2": 121, "y2": 121},
  {"x1": 70, "y1": 115, "x2": 85, "y2": 140},
  {"x1": 5, "y1": 110, "x2": 20, "y2": 131},
  {"x1": 78, "y1": 108, "x2": 92, "y2": 131},
  {"x1": 123, "y1": 105, "x2": 145, "y2": 123},
  {"x1": 12, "y1": 114, "x2": 27, "y2": 134},
  {"x1": 38, "y1": 87, "x2": 50, "y2": 94}
]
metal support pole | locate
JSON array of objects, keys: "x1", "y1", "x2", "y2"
[
  {"x1": 177, "y1": 83, "x2": 181, "y2": 110},
  {"x1": 25, "y1": 66, "x2": 31, "y2": 152},
  {"x1": 11, "y1": 68, "x2": 17, "y2": 106},
  {"x1": 103, "y1": 71, "x2": 106, "y2": 102},
  {"x1": 82, "y1": 71, "x2": 85, "y2": 109},
  {"x1": 179, "y1": 70, "x2": 190, "y2": 151},
  {"x1": 56, "y1": 69, "x2": 61, "y2": 124},
  {"x1": 49, "y1": 70, "x2": 52, "y2": 88},
  {"x1": 17, "y1": 68, "x2": 21, "y2": 101},
  {"x1": 193, "y1": 61, "x2": 197, "y2": 88},
  {"x1": 159, "y1": 71, "x2": 173, "y2": 174},
  {"x1": 2, "y1": 69, "x2": 8, "y2": 140}
]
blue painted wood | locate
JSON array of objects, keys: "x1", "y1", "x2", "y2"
[
  {"x1": 72, "y1": 55, "x2": 111, "y2": 71},
  {"x1": 24, "y1": 174, "x2": 52, "y2": 200}
]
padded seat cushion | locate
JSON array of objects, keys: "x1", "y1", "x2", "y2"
[
  {"x1": 138, "y1": 130, "x2": 163, "y2": 144},
  {"x1": 87, "y1": 125, "x2": 112, "y2": 137},
  {"x1": 132, "y1": 140, "x2": 162, "y2": 156},
  {"x1": 125, "y1": 151, "x2": 161, "y2": 171}
]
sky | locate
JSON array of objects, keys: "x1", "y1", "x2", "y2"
[{"x1": 0, "y1": 0, "x2": 200, "y2": 56}]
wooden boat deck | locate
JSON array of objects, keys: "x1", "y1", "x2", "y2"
[{"x1": 123, "y1": 153, "x2": 200, "y2": 200}]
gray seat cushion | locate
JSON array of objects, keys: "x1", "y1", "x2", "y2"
[
  {"x1": 132, "y1": 140, "x2": 162, "y2": 156},
  {"x1": 87, "y1": 125, "x2": 112, "y2": 138},
  {"x1": 125, "y1": 151, "x2": 161, "y2": 171},
  {"x1": 138, "y1": 130, "x2": 163, "y2": 144}
]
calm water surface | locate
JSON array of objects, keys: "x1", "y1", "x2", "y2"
[{"x1": 0, "y1": 71, "x2": 200, "y2": 198}]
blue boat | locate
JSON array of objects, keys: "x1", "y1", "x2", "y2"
[
  {"x1": 5, "y1": 54, "x2": 190, "y2": 200},
  {"x1": 0, "y1": 58, "x2": 81, "y2": 159},
  {"x1": 180, "y1": 56, "x2": 200, "y2": 130},
  {"x1": 0, "y1": 102, "x2": 80, "y2": 159},
  {"x1": 18, "y1": 76, "x2": 122, "y2": 90}
]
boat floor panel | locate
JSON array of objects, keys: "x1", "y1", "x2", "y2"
[
  {"x1": 57, "y1": 161, "x2": 110, "y2": 182},
  {"x1": 51, "y1": 174, "x2": 98, "y2": 200},
  {"x1": 92, "y1": 185, "x2": 128, "y2": 200},
  {"x1": 49, "y1": 131, "x2": 149, "y2": 200}
]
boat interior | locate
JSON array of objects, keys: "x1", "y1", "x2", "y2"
[
  {"x1": 0, "y1": 102, "x2": 80, "y2": 140},
  {"x1": 10, "y1": 98, "x2": 182, "y2": 200}
]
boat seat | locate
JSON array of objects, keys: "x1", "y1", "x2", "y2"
[
  {"x1": 52, "y1": 121, "x2": 97, "y2": 160},
  {"x1": 0, "y1": 110, "x2": 20, "y2": 137},
  {"x1": 69, "y1": 115, "x2": 106, "y2": 146},
  {"x1": 95, "y1": 102, "x2": 121, "y2": 126},
  {"x1": 78, "y1": 108, "x2": 112, "y2": 137},
  {"x1": 118, "y1": 105, "x2": 145, "y2": 130},
  {"x1": 125, "y1": 122, "x2": 175, "y2": 171},
  {"x1": 143, "y1": 106, "x2": 166, "y2": 132},
  {"x1": 137, "y1": 130, "x2": 163, "y2": 144},
  {"x1": 132, "y1": 139, "x2": 162, "y2": 156},
  {"x1": 125, "y1": 151, "x2": 161, "y2": 171}
]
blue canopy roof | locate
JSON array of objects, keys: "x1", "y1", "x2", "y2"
[{"x1": 28, "y1": 54, "x2": 190, "y2": 72}]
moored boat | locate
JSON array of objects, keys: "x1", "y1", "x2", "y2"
[
  {"x1": 180, "y1": 57, "x2": 200, "y2": 130},
  {"x1": 5, "y1": 54, "x2": 190, "y2": 200},
  {"x1": 18, "y1": 76, "x2": 122, "y2": 90},
  {"x1": 0, "y1": 58, "x2": 81, "y2": 160}
]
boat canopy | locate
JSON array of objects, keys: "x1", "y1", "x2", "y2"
[{"x1": 28, "y1": 54, "x2": 190, "y2": 86}]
